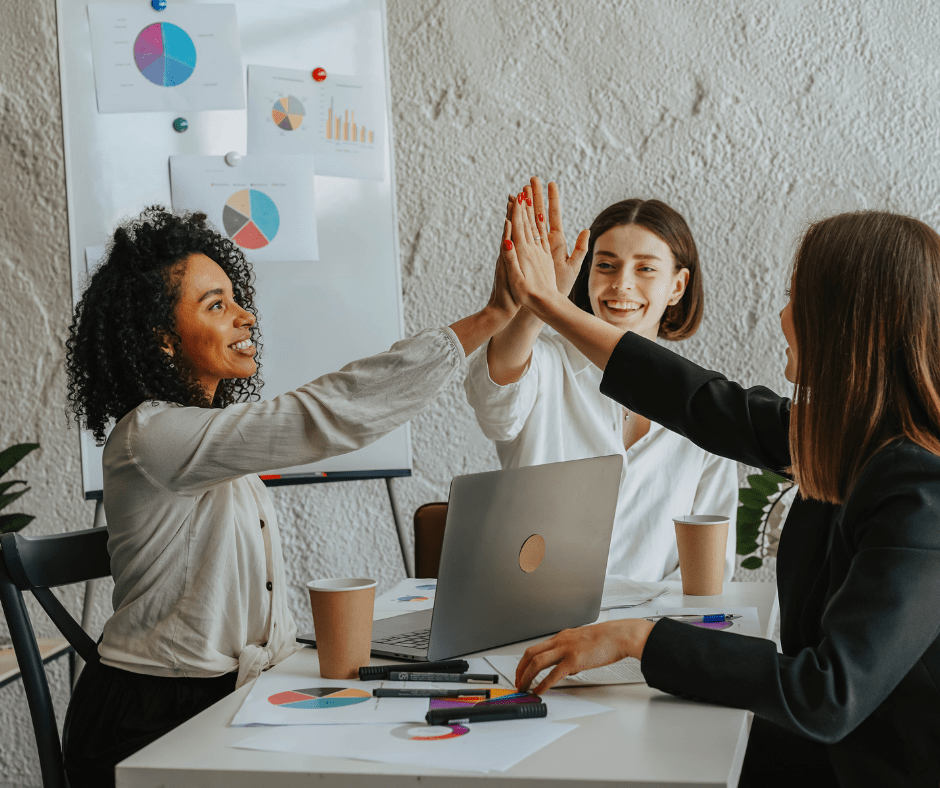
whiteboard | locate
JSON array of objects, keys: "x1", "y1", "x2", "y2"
[{"x1": 57, "y1": 0, "x2": 410, "y2": 498}]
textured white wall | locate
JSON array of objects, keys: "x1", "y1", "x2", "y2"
[{"x1": 3, "y1": 0, "x2": 940, "y2": 784}]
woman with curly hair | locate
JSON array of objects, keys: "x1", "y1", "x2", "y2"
[
  {"x1": 505, "y1": 195, "x2": 940, "y2": 786},
  {"x1": 62, "y1": 205, "x2": 519, "y2": 787}
]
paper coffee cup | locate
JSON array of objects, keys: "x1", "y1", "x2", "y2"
[
  {"x1": 307, "y1": 578, "x2": 376, "y2": 679},
  {"x1": 673, "y1": 515, "x2": 729, "y2": 596}
]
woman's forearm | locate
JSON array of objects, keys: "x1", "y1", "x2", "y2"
[
  {"x1": 485, "y1": 309, "x2": 544, "y2": 385},
  {"x1": 449, "y1": 307, "x2": 511, "y2": 357},
  {"x1": 529, "y1": 292, "x2": 624, "y2": 372}
]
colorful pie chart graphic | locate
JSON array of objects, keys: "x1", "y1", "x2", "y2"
[
  {"x1": 272, "y1": 96, "x2": 306, "y2": 131},
  {"x1": 395, "y1": 595, "x2": 429, "y2": 602},
  {"x1": 134, "y1": 23, "x2": 196, "y2": 87},
  {"x1": 223, "y1": 189, "x2": 280, "y2": 250},
  {"x1": 267, "y1": 687, "x2": 370, "y2": 710}
]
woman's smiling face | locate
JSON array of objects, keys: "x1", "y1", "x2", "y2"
[
  {"x1": 587, "y1": 224, "x2": 689, "y2": 341},
  {"x1": 167, "y1": 253, "x2": 257, "y2": 400}
]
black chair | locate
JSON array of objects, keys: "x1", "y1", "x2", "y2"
[{"x1": 0, "y1": 527, "x2": 110, "y2": 788}]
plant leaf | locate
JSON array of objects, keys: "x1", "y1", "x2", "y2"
[
  {"x1": 0, "y1": 443, "x2": 39, "y2": 478},
  {"x1": 739, "y1": 488, "x2": 770, "y2": 508},
  {"x1": 736, "y1": 507, "x2": 763, "y2": 527},
  {"x1": 0, "y1": 513, "x2": 34, "y2": 535},
  {"x1": 740, "y1": 556, "x2": 764, "y2": 570},
  {"x1": 0, "y1": 487, "x2": 30, "y2": 512},
  {"x1": 747, "y1": 473, "x2": 779, "y2": 497},
  {"x1": 737, "y1": 537, "x2": 759, "y2": 555},
  {"x1": 0, "y1": 480, "x2": 25, "y2": 497}
]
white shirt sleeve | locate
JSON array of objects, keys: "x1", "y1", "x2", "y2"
[
  {"x1": 463, "y1": 339, "x2": 544, "y2": 443},
  {"x1": 127, "y1": 327, "x2": 463, "y2": 497}
]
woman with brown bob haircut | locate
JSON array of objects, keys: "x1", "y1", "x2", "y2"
[
  {"x1": 505, "y1": 201, "x2": 940, "y2": 787},
  {"x1": 464, "y1": 179, "x2": 738, "y2": 582}
]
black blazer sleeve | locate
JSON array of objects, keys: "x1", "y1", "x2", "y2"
[
  {"x1": 600, "y1": 331, "x2": 792, "y2": 474},
  {"x1": 641, "y1": 440, "x2": 940, "y2": 745}
]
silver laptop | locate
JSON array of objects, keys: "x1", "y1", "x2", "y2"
[{"x1": 297, "y1": 455, "x2": 623, "y2": 661}]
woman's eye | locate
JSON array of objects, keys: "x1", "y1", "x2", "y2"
[
  {"x1": 210, "y1": 300, "x2": 223, "y2": 310},
  {"x1": 596, "y1": 262, "x2": 613, "y2": 270}
]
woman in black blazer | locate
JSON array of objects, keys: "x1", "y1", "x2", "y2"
[{"x1": 507, "y1": 196, "x2": 940, "y2": 787}]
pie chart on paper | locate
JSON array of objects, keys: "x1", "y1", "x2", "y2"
[
  {"x1": 223, "y1": 189, "x2": 280, "y2": 250},
  {"x1": 267, "y1": 687, "x2": 370, "y2": 710},
  {"x1": 272, "y1": 96, "x2": 306, "y2": 131},
  {"x1": 134, "y1": 23, "x2": 197, "y2": 87}
]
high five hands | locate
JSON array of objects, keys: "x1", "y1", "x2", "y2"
[{"x1": 498, "y1": 177, "x2": 591, "y2": 316}]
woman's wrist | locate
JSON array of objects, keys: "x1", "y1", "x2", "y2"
[{"x1": 616, "y1": 618, "x2": 656, "y2": 661}]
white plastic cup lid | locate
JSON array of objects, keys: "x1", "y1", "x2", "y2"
[
  {"x1": 307, "y1": 578, "x2": 377, "y2": 592},
  {"x1": 673, "y1": 515, "x2": 730, "y2": 525}
]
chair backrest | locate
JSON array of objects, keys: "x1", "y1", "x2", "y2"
[
  {"x1": 413, "y1": 502, "x2": 447, "y2": 579},
  {"x1": 0, "y1": 526, "x2": 111, "y2": 788}
]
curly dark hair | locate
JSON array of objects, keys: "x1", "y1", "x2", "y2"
[{"x1": 66, "y1": 206, "x2": 263, "y2": 444}]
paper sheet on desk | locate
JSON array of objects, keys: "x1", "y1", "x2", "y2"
[
  {"x1": 232, "y1": 718, "x2": 578, "y2": 773},
  {"x1": 374, "y1": 578, "x2": 438, "y2": 612},
  {"x1": 230, "y1": 673, "x2": 427, "y2": 727},
  {"x1": 609, "y1": 606, "x2": 763, "y2": 637},
  {"x1": 487, "y1": 655, "x2": 646, "y2": 687},
  {"x1": 601, "y1": 575, "x2": 669, "y2": 610}
]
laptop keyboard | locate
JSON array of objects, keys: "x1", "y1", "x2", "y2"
[{"x1": 373, "y1": 628, "x2": 430, "y2": 649}]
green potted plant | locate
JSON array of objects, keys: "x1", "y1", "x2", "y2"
[{"x1": 0, "y1": 442, "x2": 40, "y2": 535}]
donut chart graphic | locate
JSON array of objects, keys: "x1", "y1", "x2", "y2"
[
  {"x1": 395, "y1": 595, "x2": 429, "y2": 602},
  {"x1": 409, "y1": 724, "x2": 469, "y2": 741},
  {"x1": 223, "y1": 189, "x2": 280, "y2": 249},
  {"x1": 267, "y1": 687, "x2": 370, "y2": 710},
  {"x1": 134, "y1": 23, "x2": 196, "y2": 87},
  {"x1": 690, "y1": 620, "x2": 734, "y2": 631},
  {"x1": 272, "y1": 96, "x2": 306, "y2": 131}
]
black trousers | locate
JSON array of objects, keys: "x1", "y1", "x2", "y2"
[{"x1": 63, "y1": 659, "x2": 237, "y2": 788}]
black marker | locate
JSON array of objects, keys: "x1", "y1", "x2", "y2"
[
  {"x1": 358, "y1": 660, "x2": 470, "y2": 681},
  {"x1": 426, "y1": 702, "x2": 547, "y2": 725},
  {"x1": 373, "y1": 688, "x2": 492, "y2": 698},
  {"x1": 389, "y1": 672, "x2": 499, "y2": 684}
]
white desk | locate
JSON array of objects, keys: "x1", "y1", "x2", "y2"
[{"x1": 117, "y1": 581, "x2": 778, "y2": 788}]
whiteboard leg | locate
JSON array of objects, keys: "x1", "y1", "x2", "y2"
[
  {"x1": 74, "y1": 500, "x2": 105, "y2": 688},
  {"x1": 385, "y1": 477, "x2": 414, "y2": 578}
]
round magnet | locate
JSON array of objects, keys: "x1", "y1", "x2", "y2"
[
  {"x1": 172, "y1": 117, "x2": 188, "y2": 133},
  {"x1": 151, "y1": 0, "x2": 167, "y2": 10},
  {"x1": 312, "y1": 67, "x2": 327, "y2": 82},
  {"x1": 224, "y1": 151, "x2": 241, "y2": 167}
]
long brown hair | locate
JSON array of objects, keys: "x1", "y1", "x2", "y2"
[
  {"x1": 568, "y1": 199, "x2": 704, "y2": 340},
  {"x1": 789, "y1": 211, "x2": 940, "y2": 503}
]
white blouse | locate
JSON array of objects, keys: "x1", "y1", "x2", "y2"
[
  {"x1": 99, "y1": 327, "x2": 463, "y2": 687},
  {"x1": 464, "y1": 329, "x2": 739, "y2": 582}
]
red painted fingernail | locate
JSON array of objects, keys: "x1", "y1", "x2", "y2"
[
  {"x1": 517, "y1": 193, "x2": 524, "y2": 204},
  {"x1": 538, "y1": 213, "x2": 544, "y2": 222},
  {"x1": 503, "y1": 239, "x2": 513, "y2": 251},
  {"x1": 526, "y1": 198, "x2": 532, "y2": 206}
]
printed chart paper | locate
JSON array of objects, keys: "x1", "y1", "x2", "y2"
[
  {"x1": 247, "y1": 65, "x2": 384, "y2": 180},
  {"x1": 230, "y1": 673, "x2": 426, "y2": 727},
  {"x1": 374, "y1": 578, "x2": 437, "y2": 612},
  {"x1": 487, "y1": 655, "x2": 646, "y2": 688},
  {"x1": 87, "y1": 4, "x2": 244, "y2": 113},
  {"x1": 609, "y1": 606, "x2": 763, "y2": 637},
  {"x1": 170, "y1": 154, "x2": 318, "y2": 262},
  {"x1": 233, "y1": 718, "x2": 578, "y2": 773}
]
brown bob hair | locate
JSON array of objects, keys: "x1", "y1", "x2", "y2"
[
  {"x1": 789, "y1": 211, "x2": 940, "y2": 504},
  {"x1": 568, "y1": 199, "x2": 704, "y2": 341}
]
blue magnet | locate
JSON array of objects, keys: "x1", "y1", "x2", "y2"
[
  {"x1": 151, "y1": 0, "x2": 167, "y2": 10},
  {"x1": 173, "y1": 117, "x2": 188, "y2": 133}
]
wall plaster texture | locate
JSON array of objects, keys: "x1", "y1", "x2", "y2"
[{"x1": 2, "y1": 0, "x2": 939, "y2": 783}]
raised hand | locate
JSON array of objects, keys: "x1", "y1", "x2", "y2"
[
  {"x1": 486, "y1": 215, "x2": 521, "y2": 322},
  {"x1": 515, "y1": 618, "x2": 654, "y2": 695},
  {"x1": 502, "y1": 193, "x2": 563, "y2": 314},
  {"x1": 529, "y1": 177, "x2": 591, "y2": 297}
]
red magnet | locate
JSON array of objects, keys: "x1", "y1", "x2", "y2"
[{"x1": 311, "y1": 67, "x2": 327, "y2": 82}]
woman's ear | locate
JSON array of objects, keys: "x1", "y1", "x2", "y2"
[{"x1": 668, "y1": 268, "x2": 690, "y2": 305}]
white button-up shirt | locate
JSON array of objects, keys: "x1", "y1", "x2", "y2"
[
  {"x1": 99, "y1": 327, "x2": 463, "y2": 687},
  {"x1": 464, "y1": 329, "x2": 738, "y2": 581}
]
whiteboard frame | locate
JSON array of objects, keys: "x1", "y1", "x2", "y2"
[{"x1": 56, "y1": 0, "x2": 411, "y2": 500}]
